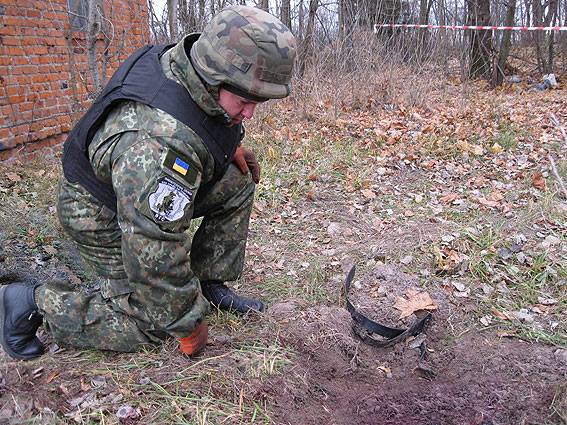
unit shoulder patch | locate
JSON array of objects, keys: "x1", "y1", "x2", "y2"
[{"x1": 148, "y1": 176, "x2": 193, "y2": 222}]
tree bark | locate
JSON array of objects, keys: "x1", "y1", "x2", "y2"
[
  {"x1": 167, "y1": 0, "x2": 178, "y2": 41},
  {"x1": 281, "y1": 0, "x2": 292, "y2": 29},
  {"x1": 298, "y1": 0, "x2": 318, "y2": 78},
  {"x1": 467, "y1": 0, "x2": 492, "y2": 79},
  {"x1": 298, "y1": 0, "x2": 305, "y2": 40},
  {"x1": 259, "y1": 0, "x2": 269, "y2": 12},
  {"x1": 86, "y1": 0, "x2": 104, "y2": 94},
  {"x1": 532, "y1": 0, "x2": 559, "y2": 74},
  {"x1": 417, "y1": 0, "x2": 434, "y2": 59},
  {"x1": 492, "y1": 0, "x2": 516, "y2": 86}
]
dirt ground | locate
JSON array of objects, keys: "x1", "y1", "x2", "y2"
[
  {"x1": 0, "y1": 215, "x2": 565, "y2": 425},
  {"x1": 0, "y1": 80, "x2": 566, "y2": 424}
]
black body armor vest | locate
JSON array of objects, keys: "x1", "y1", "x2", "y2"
[{"x1": 62, "y1": 43, "x2": 242, "y2": 212}]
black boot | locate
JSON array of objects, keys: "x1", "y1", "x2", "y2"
[
  {"x1": 0, "y1": 283, "x2": 44, "y2": 360},
  {"x1": 201, "y1": 281, "x2": 264, "y2": 314}
]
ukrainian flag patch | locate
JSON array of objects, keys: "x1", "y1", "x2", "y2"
[
  {"x1": 172, "y1": 157, "x2": 189, "y2": 175},
  {"x1": 162, "y1": 148, "x2": 200, "y2": 186}
]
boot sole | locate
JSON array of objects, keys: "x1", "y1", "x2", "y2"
[{"x1": 0, "y1": 285, "x2": 42, "y2": 361}]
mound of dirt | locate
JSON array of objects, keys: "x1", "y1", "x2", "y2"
[{"x1": 259, "y1": 266, "x2": 566, "y2": 425}]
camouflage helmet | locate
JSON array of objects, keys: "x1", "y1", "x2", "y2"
[{"x1": 190, "y1": 5, "x2": 297, "y2": 100}]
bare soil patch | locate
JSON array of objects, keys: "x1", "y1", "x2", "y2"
[{"x1": 266, "y1": 282, "x2": 566, "y2": 425}]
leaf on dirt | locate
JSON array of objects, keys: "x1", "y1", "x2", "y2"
[
  {"x1": 6, "y1": 172, "x2": 21, "y2": 182},
  {"x1": 490, "y1": 143, "x2": 503, "y2": 154},
  {"x1": 116, "y1": 405, "x2": 140, "y2": 421},
  {"x1": 476, "y1": 196, "x2": 500, "y2": 208},
  {"x1": 400, "y1": 255, "x2": 413, "y2": 265},
  {"x1": 440, "y1": 193, "x2": 459, "y2": 204},
  {"x1": 327, "y1": 222, "x2": 342, "y2": 237},
  {"x1": 537, "y1": 296, "x2": 558, "y2": 306},
  {"x1": 471, "y1": 145, "x2": 484, "y2": 156},
  {"x1": 46, "y1": 371, "x2": 60, "y2": 383},
  {"x1": 361, "y1": 189, "x2": 377, "y2": 199},
  {"x1": 532, "y1": 172, "x2": 547, "y2": 191},
  {"x1": 433, "y1": 246, "x2": 462, "y2": 273},
  {"x1": 491, "y1": 308, "x2": 512, "y2": 321},
  {"x1": 452, "y1": 282, "x2": 466, "y2": 292},
  {"x1": 393, "y1": 290, "x2": 437, "y2": 319},
  {"x1": 43, "y1": 246, "x2": 58, "y2": 255},
  {"x1": 377, "y1": 366, "x2": 392, "y2": 378}
]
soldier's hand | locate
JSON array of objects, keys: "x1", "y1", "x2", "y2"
[{"x1": 233, "y1": 146, "x2": 260, "y2": 184}]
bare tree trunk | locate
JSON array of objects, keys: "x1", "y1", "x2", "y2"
[
  {"x1": 492, "y1": 0, "x2": 517, "y2": 86},
  {"x1": 259, "y1": 0, "x2": 269, "y2": 12},
  {"x1": 298, "y1": 0, "x2": 305, "y2": 40},
  {"x1": 339, "y1": 0, "x2": 356, "y2": 70},
  {"x1": 198, "y1": 0, "x2": 205, "y2": 26},
  {"x1": 298, "y1": 0, "x2": 318, "y2": 78},
  {"x1": 417, "y1": 0, "x2": 434, "y2": 60},
  {"x1": 167, "y1": 0, "x2": 178, "y2": 41},
  {"x1": 533, "y1": 0, "x2": 558, "y2": 74},
  {"x1": 281, "y1": 0, "x2": 292, "y2": 29},
  {"x1": 467, "y1": 0, "x2": 492, "y2": 79},
  {"x1": 86, "y1": 0, "x2": 106, "y2": 95}
]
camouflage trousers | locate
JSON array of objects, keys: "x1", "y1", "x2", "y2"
[{"x1": 36, "y1": 164, "x2": 255, "y2": 352}]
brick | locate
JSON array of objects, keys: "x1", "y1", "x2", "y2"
[
  {"x1": 6, "y1": 46, "x2": 23, "y2": 55},
  {"x1": 25, "y1": 46, "x2": 48, "y2": 55},
  {"x1": 1, "y1": 36, "x2": 21, "y2": 46},
  {"x1": 18, "y1": 101, "x2": 35, "y2": 112},
  {"x1": 19, "y1": 65, "x2": 38, "y2": 74},
  {"x1": 30, "y1": 74, "x2": 48, "y2": 83},
  {"x1": 25, "y1": 8, "x2": 40, "y2": 18},
  {"x1": 8, "y1": 95, "x2": 24, "y2": 103},
  {"x1": 21, "y1": 37, "x2": 40, "y2": 46},
  {"x1": 12, "y1": 56, "x2": 30, "y2": 65}
]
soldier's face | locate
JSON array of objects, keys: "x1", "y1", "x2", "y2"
[{"x1": 218, "y1": 88, "x2": 259, "y2": 126}]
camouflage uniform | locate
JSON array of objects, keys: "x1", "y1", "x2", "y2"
[{"x1": 35, "y1": 37, "x2": 256, "y2": 352}]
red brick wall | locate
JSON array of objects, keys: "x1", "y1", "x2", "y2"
[{"x1": 0, "y1": 0, "x2": 150, "y2": 160}]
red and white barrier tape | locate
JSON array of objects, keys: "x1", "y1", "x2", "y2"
[{"x1": 374, "y1": 23, "x2": 567, "y2": 31}]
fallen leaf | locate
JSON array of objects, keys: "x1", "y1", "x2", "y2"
[
  {"x1": 471, "y1": 145, "x2": 484, "y2": 156},
  {"x1": 400, "y1": 255, "x2": 413, "y2": 265},
  {"x1": 532, "y1": 172, "x2": 547, "y2": 190},
  {"x1": 43, "y1": 246, "x2": 58, "y2": 255},
  {"x1": 491, "y1": 308, "x2": 512, "y2": 321},
  {"x1": 46, "y1": 371, "x2": 60, "y2": 383},
  {"x1": 477, "y1": 196, "x2": 500, "y2": 208},
  {"x1": 116, "y1": 405, "x2": 140, "y2": 421},
  {"x1": 490, "y1": 143, "x2": 503, "y2": 154},
  {"x1": 393, "y1": 291, "x2": 437, "y2": 319},
  {"x1": 440, "y1": 193, "x2": 459, "y2": 204},
  {"x1": 361, "y1": 189, "x2": 377, "y2": 199},
  {"x1": 6, "y1": 172, "x2": 21, "y2": 182}
]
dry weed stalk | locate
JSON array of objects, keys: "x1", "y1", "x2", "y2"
[
  {"x1": 292, "y1": 30, "x2": 452, "y2": 115},
  {"x1": 548, "y1": 113, "x2": 567, "y2": 200}
]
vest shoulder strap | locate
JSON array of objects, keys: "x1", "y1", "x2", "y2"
[{"x1": 62, "y1": 44, "x2": 241, "y2": 212}]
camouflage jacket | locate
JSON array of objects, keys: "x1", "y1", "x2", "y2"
[{"x1": 85, "y1": 35, "x2": 235, "y2": 337}]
